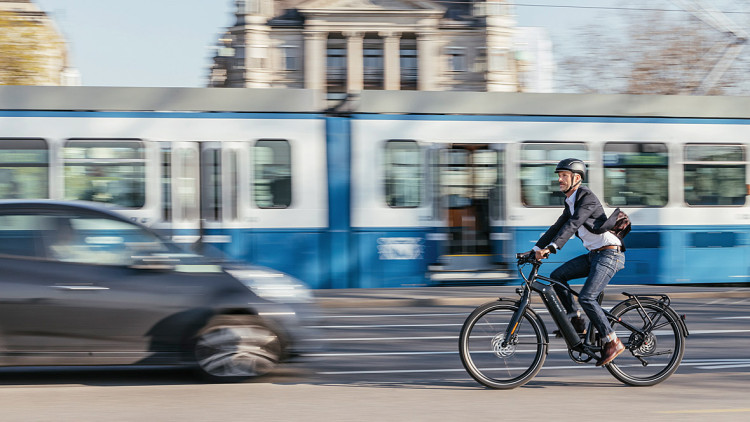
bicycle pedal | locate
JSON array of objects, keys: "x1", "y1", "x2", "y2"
[{"x1": 552, "y1": 329, "x2": 563, "y2": 338}]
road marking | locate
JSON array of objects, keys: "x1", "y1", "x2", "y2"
[
  {"x1": 696, "y1": 363, "x2": 750, "y2": 369},
  {"x1": 317, "y1": 362, "x2": 649, "y2": 375},
  {"x1": 316, "y1": 358, "x2": 750, "y2": 375},
  {"x1": 322, "y1": 313, "x2": 470, "y2": 319},
  {"x1": 305, "y1": 336, "x2": 457, "y2": 342},
  {"x1": 321, "y1": 310, "x2": 550, "y2": 319},
  {"x1": 687, "y1": 329, "x2": 750, "y2": 334},
  {"x1": 713, "y1": 316, "x2": 750, "y2": 320},
  {"x1": 304, "y1": 329, "x2": 750, "y2": 342},
  {"x1": 308, "y1": 323, "x2": 465, "y2": 329},
  {"x1": 657, "y1": 408, "x2": 750, "y2": 414},
  {"x1": 308, "y1": 348, "x2": 570, "y2": 357}
]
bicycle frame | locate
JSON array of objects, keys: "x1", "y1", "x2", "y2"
[{"x1": 503, "y1": 256, "x2": 687, "y2": 363}]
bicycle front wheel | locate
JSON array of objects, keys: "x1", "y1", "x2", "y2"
[
  {"x1": 606, "y1": 299, "x2": 685, "y2": 386},
  {"x1": 459, "y1": 301, "x2": 547, "y2": 389}
]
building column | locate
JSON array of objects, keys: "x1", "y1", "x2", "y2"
[
  {"x1": 381, "y1": 32, "x2": 401, "y2": 90},
  {"x1": 344, "y1": 31, "x2": 364, "y2": 93},
  {"x1": 304, "y1": 31, "x2": 327, "y2": 91},
  {"x1": 417, "y1": 32, "x2": 439, "y2": 91}
]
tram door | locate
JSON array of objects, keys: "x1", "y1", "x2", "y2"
[
  {"x1": 434, "y1": 144, "x2": 506, "y2": 271},
  {"x1": 165, "y1": 142, "x2": 201, "y2": 244},
  {"x1": 198, "y1": 141, "x2": 248, "y2": 256},
  {"x1": 160, "y1": 141, "x2": 248, "y2": 254}
]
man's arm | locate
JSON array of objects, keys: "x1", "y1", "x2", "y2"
[
  {"x1": 548, "y1": 191, "x2": 599, "y2": 250},
  {"x1": 535, "y1": 210, "x2": 569, "y2": 251}
]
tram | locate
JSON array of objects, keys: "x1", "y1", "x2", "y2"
[{"x1": 1, "y1": 86, "x2": 749, "y2": 287}]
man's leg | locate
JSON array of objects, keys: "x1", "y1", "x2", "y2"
[
  {"x1": 550, "y1": 254, "x2": 590, "y2": 316},
  {"x1": 578, "y1": 249, "x2": 626, "y2": 366},
  {"x1": 578, "y1": 250, "x2": 625, "y2": 337}
]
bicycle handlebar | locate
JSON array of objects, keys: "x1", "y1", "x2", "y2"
[{"x1": 515, "y1": 251, "x2": 540, "y2": 265}]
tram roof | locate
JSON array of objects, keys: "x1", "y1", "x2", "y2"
[
  {"x1": 0, "y1": 86, "x2": 322, "y2": 113},
  {"x1": 4, "y1": 86, "x2": 750, "y2": 119},
  {"x1": 354, "y1": 90, "x2": 750, "y2": 119}
]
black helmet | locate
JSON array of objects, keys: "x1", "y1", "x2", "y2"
[{"x1": 555, "y1": 158, "x2": 586, "y2": 180}]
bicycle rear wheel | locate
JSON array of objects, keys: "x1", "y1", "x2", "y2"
[
  {"x1": 459, "y1": 301, "x2": 547, "y2": 389},
  {"x1": 606, "y1": 299, "x2": 685, "y2": 386}
]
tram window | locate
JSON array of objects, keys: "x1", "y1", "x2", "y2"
[
  {"x1": 385, "y1": 140, "x2": 423, "y2": 208},
  {"x1": 684, "y1": 144, "x2": 746, "y2": 206},
  {"x1": 253, "y1": 140, "x2": 291, "y2": 208},
  {"x1": 438, "y1": 148, "x2": 499, "y2": 213},
  {"x1": 520, "y1": 143, "x2": 588, "y2": 207},
  {"x1": 63, "y1": 140, "x2": 145, "y2": 208},
  {"x1": 0, "y1": 138, "x2": 49, "y2": 199},
  {"x1": 603, "y1": 143, "x2": 668, "y2": 207}
]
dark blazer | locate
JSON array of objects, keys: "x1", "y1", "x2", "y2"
[{"x1": 535, "y1": 186, "x2": 619, "y2": 251}]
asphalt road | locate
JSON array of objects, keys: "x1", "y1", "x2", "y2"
[{"x1": 1, "y1": 285, "x2": 749, "y2": 421}]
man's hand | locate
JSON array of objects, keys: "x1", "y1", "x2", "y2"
[{"x1": 534, "y1": 248, "x2": 550, "y2": 260}]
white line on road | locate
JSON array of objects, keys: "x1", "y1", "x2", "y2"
[
  {"x1": 321, "y1": 313, "x2": 469, "y2": 319},
  {"x1": 305, "y1": 336, "x2": 457, "y2": 342},
  {"x1": 316, "y1": 359, "x2": 750, "y2": 375},
  {"x1": 713, "y1": 316, "x2": 750, "y2": 320},
  {"x1": 304, "y1": 329, "x2": 750, "y2": 342},
  {"x1": 321, "y1": 311, "x2": 550, "y2": 320},
  {"x1": 308, "y1": 323, "x2": 465, "y2": 329},
  {"x1": 307, "y1": 348, "x2": 569, "y2": 357}
]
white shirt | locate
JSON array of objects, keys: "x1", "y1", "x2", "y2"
[{"x1": 565, "y1": 189, "x2": 622, "y2": 251}]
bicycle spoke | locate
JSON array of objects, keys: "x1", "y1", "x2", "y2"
[
  {"x1": 606, "y1": 300, "x2": 685, "y2": 386},
  {"x1": 459, "y1": 303, "x2": 547, "y2": 389}
]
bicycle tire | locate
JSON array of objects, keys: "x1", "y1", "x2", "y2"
[
  {"x1": 605, "y1": 298, "x2": 685, "y2": 386},
  {"x1": 459, "y1": 301, "x2": 547, "y2": 389}
]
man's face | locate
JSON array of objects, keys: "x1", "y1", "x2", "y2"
[{"x1": 558, "y1": 170, "x2": 579, "y2": 193}]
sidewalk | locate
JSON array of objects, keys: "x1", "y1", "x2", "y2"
[{"x1": 312, "y1": 284, "x2": 750, "y2": 308}]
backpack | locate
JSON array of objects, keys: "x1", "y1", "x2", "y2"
[{"x1": 609, "y1": 209, "x2": 631, "y2": 240}]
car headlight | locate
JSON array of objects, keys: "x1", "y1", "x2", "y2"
[{"x1": 226, "y1": 269, "x2": 313, "y2": 303}]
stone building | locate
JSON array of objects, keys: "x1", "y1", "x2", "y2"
[
  {"x1": 209, "y1": 0, "x2": 524, "y2": 97},
  {"x1": 0, "y1": 0, "x2": 78, "y2": 86}
]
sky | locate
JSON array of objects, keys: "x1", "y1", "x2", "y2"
[
  {"x1": 29, "y1": 1, "x2": 708, "y2": 88},
  {"x1": 34, "y1": 0, "x2": 235, "y2": 87}
]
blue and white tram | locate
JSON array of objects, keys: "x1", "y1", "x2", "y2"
[
  {"x1": 351, "y1": 91, "x2": 750, "y2": 286},
  {"x1": 1, "y1": 86, "x2": 750, "y2": 288},
  {"x1": 0, "y1": 86, "x2": 330, "y2": 287}
]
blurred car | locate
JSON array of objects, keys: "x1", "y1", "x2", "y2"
[{"x1": 0, "y1": 200, "x2": 317, "y2": 381}]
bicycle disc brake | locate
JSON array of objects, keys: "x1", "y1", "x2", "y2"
[
  {"x1": 491, "y1": 333, "x2": 517, "y2": 358},
  {"x1": 630, "y1": 331, "x2": 657, "y2": 356}
]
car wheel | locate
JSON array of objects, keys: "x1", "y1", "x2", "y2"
[{"x1": 193, "y1": 315, "x2": 282, "y2": 382}]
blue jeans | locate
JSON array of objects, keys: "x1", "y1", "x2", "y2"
[{"x1": 549, "y1": 249, "x2": 625, "y2": 338}]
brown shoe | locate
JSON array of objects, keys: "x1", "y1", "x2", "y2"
[{"x1": 597, "y1": 338, "x2": 625, "y2": 367}]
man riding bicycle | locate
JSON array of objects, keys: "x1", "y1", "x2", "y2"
[{"x1": 528, "y1": 158, "x2": 626, "y2": 366}]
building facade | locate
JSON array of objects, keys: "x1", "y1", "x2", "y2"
[
  {"x1": 0, "y1": 0, "x2": 78, "y2": 86},
  {"x1": 209, "y1": 0, "x2": 528, "y2": 97}
]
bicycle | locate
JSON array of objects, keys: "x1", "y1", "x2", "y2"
[{"x1": 459, "y1": 252, "x2": 689, "y2": 389}]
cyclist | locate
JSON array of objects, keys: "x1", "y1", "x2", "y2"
[{"x1": 528, "y1": 158, "x2": 625, "y2": 366}]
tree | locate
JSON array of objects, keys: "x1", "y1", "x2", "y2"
[
  {"x1": 0, "y1": 10, "x2": 63, "y2": 85},
  {"x1": 557, "y1": 1, "x2": 750, "y2": 95}
]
